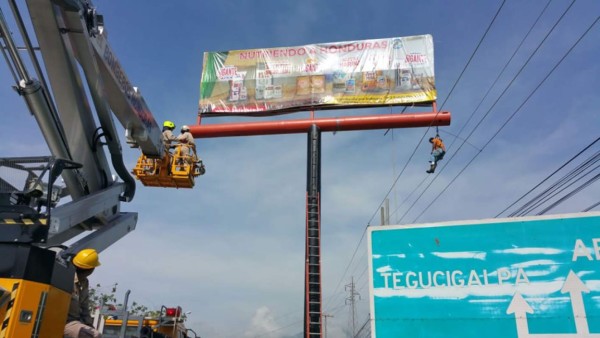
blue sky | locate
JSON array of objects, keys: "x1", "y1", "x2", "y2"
[{"x1": 1, "y1": 1, "x2": 599, "y2": 337}]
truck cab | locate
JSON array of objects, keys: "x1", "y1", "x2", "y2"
[{"x1": 96, "y1": 305, "x2": 198, "y2": 338}]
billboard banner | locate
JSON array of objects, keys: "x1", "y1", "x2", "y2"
[
  {"x1": 199, "y1": 35, "x2": 436, "y2": 116},
  {"x1": 368, "y1": 212, "x2": 600, "y2": 338}
]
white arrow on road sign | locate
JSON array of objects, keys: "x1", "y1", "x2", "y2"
[
  {"x1": 561, "y1": 270, "x2": 591, "y2": 335},
  {"x1": 507, "y1": 270, "x2": 600, "y2": 338},
  {"x1": 507, "y1": 291, "x2": 534, "y2": 337}
]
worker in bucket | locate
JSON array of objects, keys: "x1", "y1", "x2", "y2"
[
  {"x1": 64, "y1": 248, "x2": 102, "y2": 338},
  {"x1": 176, "y1": 125, "x2": 197, "y2": 164},
  {"x1": 426, "y1": 135, "x2": 446, "y2": 174},
  {"x1": 162, "y1": 120, "x2": 178, "y2": 150}
]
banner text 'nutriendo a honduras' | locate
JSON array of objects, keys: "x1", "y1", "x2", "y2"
[{"x1": 199, "y1": 35, "x2": 435, "y2": 116}]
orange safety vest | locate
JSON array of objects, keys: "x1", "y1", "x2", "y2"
[{"x1": 432, "y1": 137, "x2": 445, "y2": 151}]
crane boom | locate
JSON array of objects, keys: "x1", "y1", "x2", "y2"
[
  {"x1": 1, "y1": 0, "x2": 170, "y2": 251},
  {"x1": 0, "y1": 1, "x2": 165, "y2": 335}
]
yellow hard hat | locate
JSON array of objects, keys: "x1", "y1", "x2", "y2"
[
  {"x1": 72, "y1": 248, "x2": 101, "y2": 269},
  {"x1": 163, "y1": 120, "x2": 175, "y2": 129}
]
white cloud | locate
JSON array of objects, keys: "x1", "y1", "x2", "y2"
[{"x1": 244, "y1": 307, "x2": 279, "y2": 338}]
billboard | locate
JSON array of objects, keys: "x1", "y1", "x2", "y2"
[
  {"x1": 368, "y1": 212, "x2": 600, "y2": 338},
  {"x1": 199, "y1": 35, "x2": 436, "y2": 116}
]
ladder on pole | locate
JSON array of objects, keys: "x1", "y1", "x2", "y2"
[{"x1": 305, "y1": 124, "x2": 322, "y2": 337}]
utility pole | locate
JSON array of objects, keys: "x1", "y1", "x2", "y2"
[
  {"x1": 345, "y1": 276, "x2": 360, "y2": 336},
  {"x1": 321, "y1": 313, "x2": 334, "y2": 338},
  {"x1": 385, "y1": 198, "x2": 390, "y2": 225},
  {"x1": 380, "y1": 198, "x2": 390, "y2": 225}
]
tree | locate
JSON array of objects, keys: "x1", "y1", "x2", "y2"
[
  {"x1": 89, "y1": 283, "x2": 118, "y2": 309},
  {"x1": 89, "y1": 283, "x2": 160, "y2": 317}
]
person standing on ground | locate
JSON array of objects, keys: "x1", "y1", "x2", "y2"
[{"x1": 64, "y1": 248, "x2": 102, "y2": 338}]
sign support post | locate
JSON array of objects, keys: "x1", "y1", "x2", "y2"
[{"x1": 305, "y1": 124, "x2": 322, "y2": 337}]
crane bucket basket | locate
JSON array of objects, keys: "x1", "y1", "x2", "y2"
[{"x1": 132, "y1": 145, "x2": 204, "y2": 189}]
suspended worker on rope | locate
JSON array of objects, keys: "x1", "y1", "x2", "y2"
[{"x1": 426, "y1": 133, "x2": 446, "y2": 174}]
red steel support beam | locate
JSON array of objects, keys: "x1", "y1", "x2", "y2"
[{"x1": 189, "y1": 111, "x2": 451, "y2": 138}]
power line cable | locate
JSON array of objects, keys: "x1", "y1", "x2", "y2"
[
  {"x1": 528, "y1": 160, "x2": 600, "y2": 215},
  {"x1": 536, "y1": 168, "x2": 600, "y2": 215},
  {"x1": 326, "y1": 249, "x2": 369, "y2": 312},
  {"x1": 582, "y1": 201, "x2": 600, "y2": 212},
  {"x1": 406, "y1": 0, "x2": 578, "y2": 221},
  {"x1": 444, "y1": 0, "x2": 552, "y2": 155},
  {"x1": 327, "y1": 4, "x2": 596, "y2": 335},
  {"x1": 326, "y1": 1, "x2": 508, "y2": 309},
  {"x1": 352, "y1": 265, "x2": 370, "y2": 294},
  {"x1": 397, "y1": 1, "x2": 566, "y2": 223},
  {"x1": 354, "y1": 317, "x2": 371, "y2": 338},
  {"x1": 356, "y1": 273, "x2": 370, "y2": 295},
  {"x1": 347, "y1": 249, "x2": 368, "y2": 278},
  {"x1": 329, "y1": 302, "x2": 350, "y2": 317},
  {"x1": 512, "y1": 152, "x2": 600, "y2": 216},
  {"x1": 411, "y1": 14, "x2": 598, "y2": 223},
  {"x1": 389, "y1": 175, "x2": 429, "y2": 223},
  {"x1": 364, "y1": 0, "x2": 508, "y2": 228},
  {"x1": 401, "y1": 0, "x2": 578, "y2": 221},
  {"x1": 496, "y1": 136, "x2": 600, "y2": 217},
  {"x1": 438, "y1": 129, "x2": 482, "y2": 152},
  {"x1": 326, "y1": 2, "x2": 526, "y2": 326},
  {"x1": 437, "y1": 0, "x2": 507, "y2": 111},
  {"x1": 511, "y1": 152, "x2": 600, "y2": 216},
  {"x1": 323, "y1": 229, "x2": 367, "y2": 313},
  {"x1": 327, "y1": 259, "x2": 370, "y2": 320}
]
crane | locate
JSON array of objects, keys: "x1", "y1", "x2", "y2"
[
  {"x1": 0, "y1": 0, "x2": 182, "y2": 336},
  {"x1": 0, "y1": 1, "x2": 450, "y2": 337}
]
